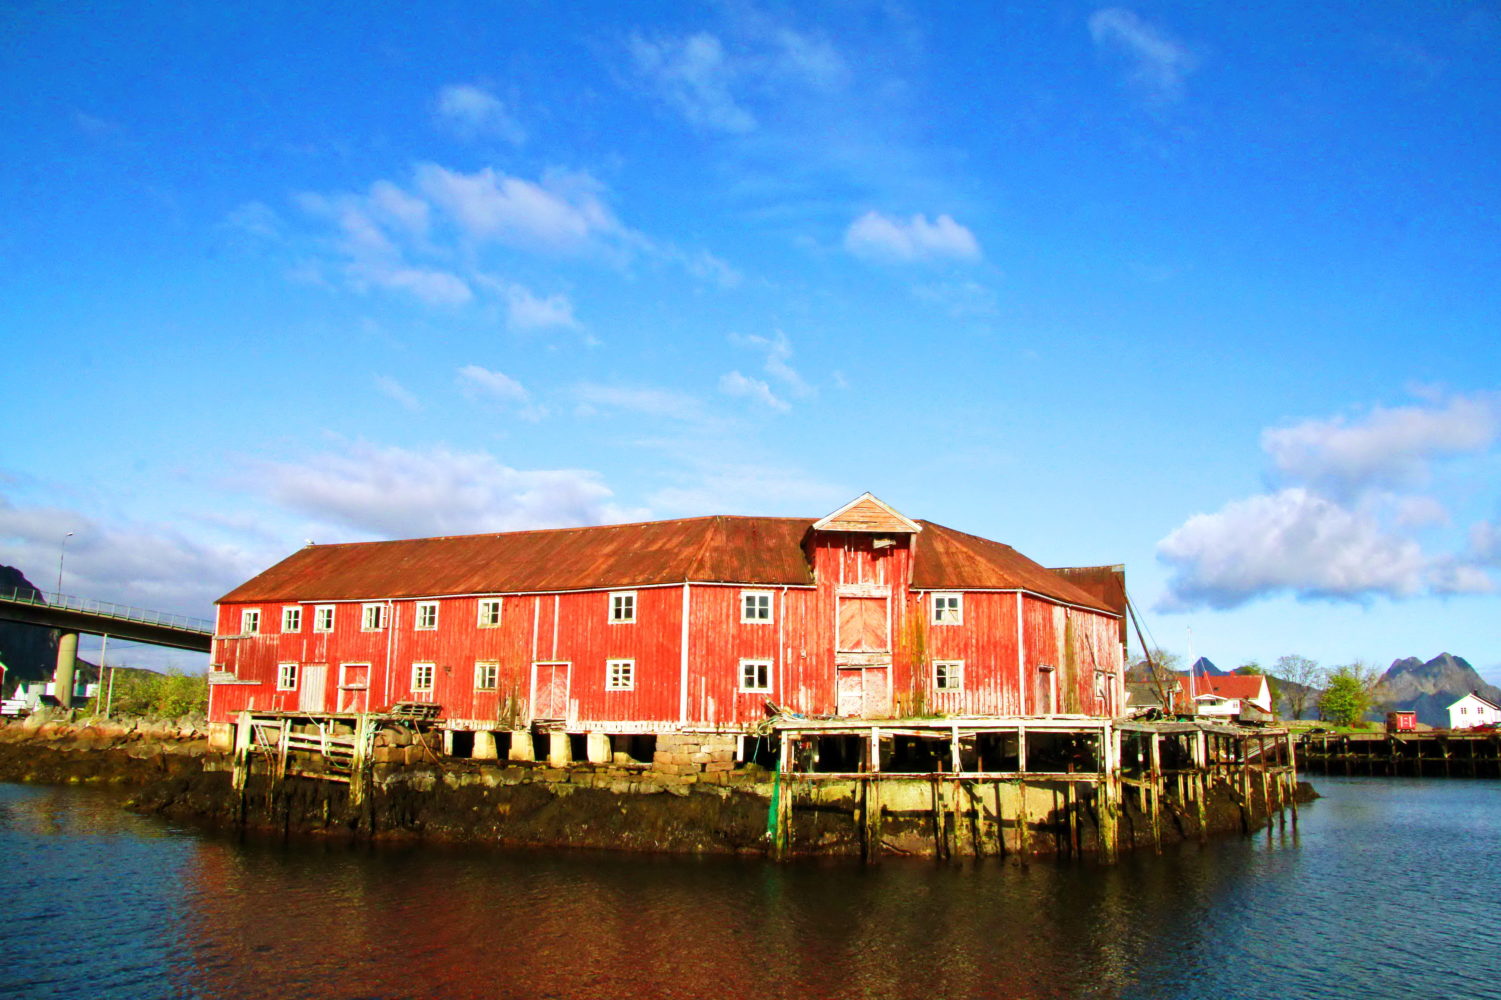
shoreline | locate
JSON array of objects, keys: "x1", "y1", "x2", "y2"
[{"x1": 0, "y1": 720, "x2": 1312, "y2": 859}]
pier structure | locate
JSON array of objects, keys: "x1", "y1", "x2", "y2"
[
  {"x1": 226, "y1": 710, "x2": 1298, "y2": 860},
  {"x1": 1298, "y1": 730, "x2": 1501, "y2": 779}
]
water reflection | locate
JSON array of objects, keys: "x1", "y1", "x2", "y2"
[{"x1": 2, "y1": 779, "x2": 1499, "y2": 1000}]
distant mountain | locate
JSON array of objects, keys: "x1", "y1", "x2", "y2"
[
  {"x1": 1187, "y1": 656, "x2": 1229, "y2": 677},
  {"x1": 1381, "y1": 653, "x2": 1501, "y2": 727},
  {"x1": 0, "y1": 566, "x2": 61, "y2": 694}
]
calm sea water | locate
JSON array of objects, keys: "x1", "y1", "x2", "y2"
[{"x1": 1, "y1": 777, "x2": 1498, "y2": 1000}]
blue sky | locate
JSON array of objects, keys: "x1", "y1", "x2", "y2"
[{"x1": 3, "y1": 1, "x2": 1499, "y2": 681}]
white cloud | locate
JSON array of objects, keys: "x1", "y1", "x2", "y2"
[
  {"x1": 718, "y1": 371, "x2": 788, "y2": 412},
  {"x1": 345, "y1": 262, "x2": 473, "y2": 305},
  {"x1": 1157, "y1": 488, "x2": 1430, "y2": 609},
  {"x1": 259, "y1": 443, "x2": 643, "y2": 539},
  {"x1": 1262, "y1": 392, "x2": 1501, "y2": 495},
  {"x1": 729, "y1": 330, "x2": 813, "y2": 401},
  {"x1": 630, "y1": 32, "x2": 756, "y2": 133},
  {"x1": 1088, "y1": 8, "x2": 1197, "y2": 106},
  {"x1": 414, "y1": 163, "x2": 622, "y2": 254},
  {"x1": 457, "y1": 365, "x2": 528, "y2": 404},
  {"x1": 0, "y1": 495, "x2": 256, "y2": 619},
  {"x1": 374, "y1": 375, "x2": 421, "y2": 413},
  {"x1": 844, "y1": 211, "x2": 981, "y2": 263},
  {"x1": 573, "y1": 383, "x2": 704, "y2": 422},
  {"x1": 434, "y1": 83, "x2": 525, "y2": 144},
  {"x1": 505, "y1": 283, "x2": 580, "y2": 331}
]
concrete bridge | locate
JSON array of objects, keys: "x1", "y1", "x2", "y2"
[{"x1": 0, "y1": 587, "x2": 212, "y2": 708}]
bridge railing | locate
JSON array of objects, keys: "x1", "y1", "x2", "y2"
[{"x1": 0, "y1": 587, "x2": 214, "y2": 634}]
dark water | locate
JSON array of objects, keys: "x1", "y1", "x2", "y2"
[{"x1": 1, "y1": 778, "x2": 1498, "y2": 1000}]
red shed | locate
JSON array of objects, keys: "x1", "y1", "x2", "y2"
[{"x1": 207, "y1": 494, "x2": 1126, "y2": 735}]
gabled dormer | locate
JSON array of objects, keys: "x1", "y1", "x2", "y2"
[
  {"x1": 807, "y1": 494, "x2": 920, "y2": 593},
  {"x1": 812, "y1": 492, "x2": 922, "y2": 535}
]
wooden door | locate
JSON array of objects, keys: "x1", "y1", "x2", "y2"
[
  {"x1": 837, "y1": 666, "x2": 891, "y2": 718},
  {"x1": 533, "y1": 662, "x2": 570, "y2": 720},
  {"x1": 338, "y1": 663, "x2": 369, "y2": 713},
  {"x1": 299, "y1": 664, "x2": 327, "y2": 713},
  {"x1": 837, "y1": 597, "x2": 889, "y2": 652}
]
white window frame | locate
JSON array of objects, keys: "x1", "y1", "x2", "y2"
[
  {"x1": 411, "y1": 662, "x2": 435, "y2": 694},
  {"x1": 361, "y1": 603, "x2": 386, "y2": 631},
  {"x1": 932, "y1": 593, "x2": 963, "y2": 626},
  {"x1": 740, "y1": 590, "x2": 774, "y2": 624},
  {"x1": 477, "y1": 598, "x2": 502, "y2": 628},
  {"x1": 474, "y1": 661, "x2": 499, "y2": 691},
  {"x1": 739, "y1": 658, "x2": 773, "y2": 693},
  {"x1": 609, "y1": 591, "x2": 636, "y2": 624},
  {"x1": 313, "y1": 605, "x2": 335, "y2": 633},
  {"x1": 934, "y1": 660, "x2": 964, "y2": 692},
  {"x1": 276, "y1": 662, "x2": 299, "y2": 691},
  {"x1": 281, "y1": 606, "x2": 302, "y2": 633},
  {"x1": 606, "y1": 659, "x2": 635, "y2": 691},
  {"x1": 415, "y1": 601, "x2": 439, "y2": 631},
  {"x1": 241, "y1": 609, "x2": 260, "y2": 635}
]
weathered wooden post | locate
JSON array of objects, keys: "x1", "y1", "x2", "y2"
[
  {"x1": 1193, "y1": 727, "x2": 1208, "y2": 841},
  {"x1": 1014, "y1": 723, "x2": 1030, "y2": 859},
  {"x1": 1148, "y1": 730, "x2": 1163, "y2": 852}
]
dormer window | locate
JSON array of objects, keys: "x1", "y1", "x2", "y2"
[{"x1": 932, "y1": 593, "x2": 963, "y2": 625}]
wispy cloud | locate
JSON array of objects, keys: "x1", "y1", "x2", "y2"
[
  {"x1": 1088, "y1": 8, "x2": 1197, "y2": 107},
  {"x1": 258, "y1": 442, "x2": 644, "y2": 539},
  {"x1": 434, "y1": 83, "x2": 526, "y2": 144},
  {"x1": 630, "y1": 32, "x2": 756, "y2": 133},
  {"x1": 573, "y1": 383, "x2": 705, "y2": 422},
  {"x1": 718, "y1": 371, "x2": 788, "y2": 412},
  {"x1": 721, "y1": 330, "x2": 813, "y2": 412},
  {"x1": 457, "y1": 365, "x2": 528, "y2": 404},
  {"x1": 374, "y1": 375, "x2": 422, "y2": 412},
  {"x1": 844, "y1": 211, "x2": 981, "y2": 263}
]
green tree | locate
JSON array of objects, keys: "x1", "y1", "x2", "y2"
[
  {"x1": 1274, "y1": 654, "x2": 1321, "y2": 720},
  {"x1": 1317, "y1": 661, "x2": 1384, "y2": 727}
]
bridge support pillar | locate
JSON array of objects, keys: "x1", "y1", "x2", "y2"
[{"x1": 54, "y1": 632, "x2": 79, "y2": 709}]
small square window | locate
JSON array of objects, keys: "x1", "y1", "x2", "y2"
[
  {"x1": 606, "y1": 659, "x2": 635, "y2": 691},
  {"x1": 241, "y1": 609, "x2": 260, "y2": 635},
  {"x1": 277, "y1": 662, "x2": 299, "y2": 691},
  {"x1": 415, "y1": 602, "x2": 438, "y2": 630},
  {"x1": 741, "y1": 590, "x2": 774, "y2": 624},
  {"x1": 935, "y1": 660, "x2": 964, "y2": 691},
  {"x1": 477, "y1": 599, "x2": 502, "y2": 628},
  {"x1": 313, "y1": 605, "x2": 335, "y2": 633},
  {"x1": 361, "y1": 603, "x2": 386, "y2": 631},
  {"x1": 609, "y1": 591, "x2": 636, "y2": 623},
  {"x1": 740, "y1": 659, "x2": 772, "y2": 693},
  {"x1": 474, "y1": 661, "x2": 498, "y2": 691},
  {"x1": 412, "y1": 662, "x2": 435, "y2": 693},
  {"x1": 932, "y1": 594, "x2": 963, "y2": 625},
  {"x1": 281, "y1": 606, "x2": 302, "y2": 633}
]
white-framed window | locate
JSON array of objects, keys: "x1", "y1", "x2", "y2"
[
  {"x1": 241, "y1": 609, "x2": 260, "y2": 635},
  {"x1": 609, "y1": 591, "x2": 636, "y2": 623},
  {"x1": 474, "y1": 661, "x2": 498, "y2": 691},
  {"x1": 740, "y1": 658, "x2": 772, "y2": 693},
  {"x1": 281, "y1": 606, "x2": 302, "y2": 633},
  {"x1": 932, "y1": 593, "x2": 963, "y2": 625},
  {"x1": 313, "y1": 605, "x2": 335, "y2": 633},
  {"x1": 276, "y1": 662, "x2": 299, "y2": 691},
  {"x1": 741, "y1": 590, "x2": 774, "y2": 624},
  {"x1": 411, "y1": 662, "x2": 435, "y2": 693},
  {"x1": 361, "y1": 603, "x2": 386, "y2": 631},
  {"x1": 415, "y1": 602, "x2": 438, "y2": 630},
  {"x1": 606, "y1": 659, "x2": 635, "y2": 691},
  {"x1": 934, "y1": 660, "x2": 964, "y2": 691},
  {"x1": 477, "y1": 598, "x2": 502, "y2": 628},
  {"x1": 1094, "y1": 670, "x2": 1108, "y2": 701}
]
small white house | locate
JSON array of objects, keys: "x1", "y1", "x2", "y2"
[{"x1": 1447, "y1": 692, "x2": 1501, "y2": 730}]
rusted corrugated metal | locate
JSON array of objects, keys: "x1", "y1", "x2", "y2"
[{"x1": 208, "y1": 500, "x2": 1127, "y2": 728}]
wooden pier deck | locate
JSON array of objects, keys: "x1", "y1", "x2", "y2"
[{"x1": 1298, "y1": 730, "x2": 1501, "y2": 778}]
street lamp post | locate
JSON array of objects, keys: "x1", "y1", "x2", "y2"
[{"x1": 56, "y1": 531, "x2": 75, "y2": 597}]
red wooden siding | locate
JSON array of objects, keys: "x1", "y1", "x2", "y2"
[{"x1": 208, "y1": 507, "x2": 1126, "y2": 730}]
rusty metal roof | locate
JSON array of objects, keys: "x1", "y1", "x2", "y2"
[{"x1": 220, "y1": 514, "x2": 1119, "y2": 615}]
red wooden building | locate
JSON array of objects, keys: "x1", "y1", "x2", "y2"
[{"x1": 207, "y1": 494, "x2": 1126, "y2": 734}]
